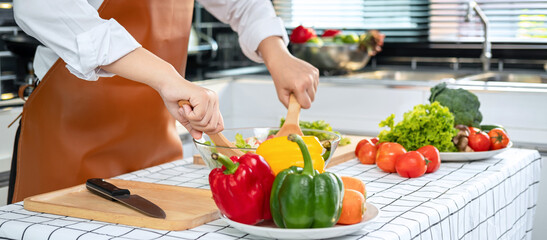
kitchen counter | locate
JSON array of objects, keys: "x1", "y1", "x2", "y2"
[{"x1": 0, "y1": 148, "x2": 541, "y2": 239}]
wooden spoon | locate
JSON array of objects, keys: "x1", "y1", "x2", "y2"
[
  {"x1": 178, "y1": 100, "x2": 244, "y2": 157},
  {"x1": 275, "y1": 94, "x2": 304, "y2": 137}
]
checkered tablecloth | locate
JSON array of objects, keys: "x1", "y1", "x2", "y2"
[{"x1": 0, "y1": 148, "x2": 541, "y2": 240}]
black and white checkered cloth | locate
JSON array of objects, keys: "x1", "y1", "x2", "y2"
[{"x1": 0, "y1": 148, "x2": 541, "y2": 240}]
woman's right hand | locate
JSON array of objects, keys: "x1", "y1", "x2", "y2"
[
  {"x1": 158, "y1": 78, "x2": 224, "y2": 139},
  {"x1": 101, "y1": 47, "x2": 224, "y2": 139}
]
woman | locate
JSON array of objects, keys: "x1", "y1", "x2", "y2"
[{"x1": 8, "y1": 0, "x2": 319, "y2": 203}]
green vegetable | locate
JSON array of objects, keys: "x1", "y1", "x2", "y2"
[
  {"x1": 378, "y1": 102, "x2": 458, "y2": 152},
  {"x1": 480, "y1": 124, "x2": 506, "y2": 133},
  {"x1": 234, "y1": 133, "x2": 252, "y2": 148},
  {"x1": 270, "y1": 134, "x2": 344, "y2": 228},
  {"x1": 272, "y1": 119, "x2": 351, "y2": 146},
  {"x1": 306, "y1": 37, "x2": 324, "y2": 46},
  {"x1": 429, "y1": 82, "x2": 483, "y2": 127},
  {"x1": 332, "y1": 35, "x2": 344, "y2": 44},
  {"x1": 341, "y1": 33, "x2": 359, "y2": 43}
]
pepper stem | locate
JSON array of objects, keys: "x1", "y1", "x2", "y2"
[
  {"x1": 287, "y1": 134, "x2": 315, "y2": 176},
  {"x1": 211, "y1": 153, "x2": 239, "y2": 175}
]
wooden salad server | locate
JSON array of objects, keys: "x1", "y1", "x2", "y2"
[
  {"x1": 274, "y1": 94, "x2": 304, "y2": 137},
  {"x1": 178, "y1": 100, "x2": 244, "y2": 157}
]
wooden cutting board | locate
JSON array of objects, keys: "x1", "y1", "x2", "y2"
[
  {"x1": 193, "y1": 135, "x2": 370, "y2": 168},
  {"x1": 24, "y1": 179, "x2": 219, "y2": 231}
]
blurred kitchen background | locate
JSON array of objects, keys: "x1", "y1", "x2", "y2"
[
  {"x1": 0, "y1": 0, "x2": 545, "y2": 98},
  {"x1": 0, "y1": 1, "x2": 546, "y2": 237}
]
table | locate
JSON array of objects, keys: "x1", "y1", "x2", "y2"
[{"x1": 0, "y1": 148, "x2": 541, "y2": 240}]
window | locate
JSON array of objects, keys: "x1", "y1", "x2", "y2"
[
  {"x1": 430, "y1": 0, "x2": 547, "y2": 43},
  {"x1": 273, "y1": 0, "x2": 547, "y2": 43},
  {"x1": 273, "y1": 0, "x2": 430, "y2": 42}
]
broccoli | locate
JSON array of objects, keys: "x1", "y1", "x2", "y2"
[{"x1": 429, "y1": 82, "x2": 482, "y2": 127}]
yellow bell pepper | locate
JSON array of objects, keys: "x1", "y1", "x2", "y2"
[{"x1": 256, "y1": 135, "x2": 325, "y2": 175}]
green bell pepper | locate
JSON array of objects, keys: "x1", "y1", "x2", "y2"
[{"x1": 270, "y1": 134, "x2": 344, "y2": 228}]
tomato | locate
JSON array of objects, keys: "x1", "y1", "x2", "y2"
[
  {"x1": 322, "y1": 29, "x2": 342, "y2": 37},
  {"x1": 290, "y1": 25, "x2": 317, "y2": 43},
  {"x1": 417, "y1": 145, "x2": 440, "y2": 173},
  {"x1": 395, "y1": 151, "x2": 427, "y2": 178},
  {"x1": 468, "y1": 131, "x2": 490, "y2": 151},
  {"x1": 357, "y1": 139, "x2": 377, "y2": 164},
  {"x1": 467, "y1": 126, "x2": 481, "y2": 136},
  {"x1": 355, "y1": 139, "x2": 367, "y2": 157},
  {"x1": 355, "y1": 137, "x2": 379, "y2": 157},
  {"x1": 488, "y1": 128, "x2": 510, "y2": 150},
  {"x1": 376, "y1": 142, "x2": 406, "y2": 173}
]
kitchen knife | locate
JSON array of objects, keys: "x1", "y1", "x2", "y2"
[{"x1": 86, "y1": 178, "x2": 166, "y2": 219}]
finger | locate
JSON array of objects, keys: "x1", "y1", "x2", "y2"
[
  {"x1": 294, "y1": 91, "x2": 312, "y2": 109},
  {"x1": 195, "y1": 101, "x2": 214, "y2": 128},
  {"x1": 188, "y1": 100, "x2": 210, "y2": 125},
  {"x1": 181, "y1": 120, "x2": 202, "y2": 139},
  {"x1": 189, "y1": 128, "x2": 203, "y2": 139},
  {"x1": 203, "y1": 102, "x2": 220, "y2": 133},
  {"x1": 217, "y1": 114, "x2": 224, "y2": 132},
  {"x1": 307, "y1": 87, "x2": 315, "y2": 102},
  {"x1": 278, "y1": 89, "x2": 291, "y2": 108}
]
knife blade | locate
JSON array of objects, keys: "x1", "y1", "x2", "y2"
[{"x1": 86, "y1": 178, "x2": 166, "y2": 219}]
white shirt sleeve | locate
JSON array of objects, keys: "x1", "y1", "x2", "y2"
[
  {"x1": 13, "y1": 0, "x2": 141, "y2": 81},
  {"x1": 197, "y1": 0, "x2": 289, "y2": 63}
]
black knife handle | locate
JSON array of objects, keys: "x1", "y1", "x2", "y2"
[{"x1": 86, "y1": 178, "x2": 130, "y2": 200}]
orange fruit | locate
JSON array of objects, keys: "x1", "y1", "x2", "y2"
[{"x1": 338, "y1": 189, "x2": 366, "y2": 225}]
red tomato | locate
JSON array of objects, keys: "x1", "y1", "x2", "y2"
[
  {"x1": 290, "y1": 25, "x2": 317, "y2": 43},
  {"x1": 357, "y1": 139, "x2": 377, "y2": 164},
  {"x1": 468, "y1": 131, "x2": 490, "y2": 151},
  {"x1": 488, "y1": 128, "x2": 510, "y2": 150},
  {"x1": 467, "y1": 126, "x2": 481, "y2": 136},
  {"x1": 376, "y1": 142, "x2": 406, "y2": 173},
  {"x1": 355, "y1": 139, "x2": 367, "y2": 157},
  {"x1": 417, "y1": 145, "x2": 440, "y2": 173},
  {"x1": 355, "y1": 137, "x2": 379, "y2": 157},
  {"x1": 322, "y1": 29, "x2": 342, "y2": 37},
  {"x1": 395, "y1": 151, "x2": 427, "y2": 178}
]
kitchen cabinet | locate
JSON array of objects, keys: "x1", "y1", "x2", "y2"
[{"x1": 0, "y1": 104, "x2": 22, "y2": 206}]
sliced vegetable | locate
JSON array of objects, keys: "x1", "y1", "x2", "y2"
[{"x1": 275, "y1": 119, "x2": 351, "y2": 146}]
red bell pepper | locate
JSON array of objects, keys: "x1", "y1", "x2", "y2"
[
  {"x1": 289, "y1": 25, "x2": 317, "y2": 43},
  {"x1": 322, "y1": 29, "x2": 341, "y2": 37},
  {"x1": 208, "y1": 152, "x2": 275, "y2": 225}
]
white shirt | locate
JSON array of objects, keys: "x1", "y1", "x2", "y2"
[{"x1": 13, "y1": 0, "x2": 288, "y2": 81}]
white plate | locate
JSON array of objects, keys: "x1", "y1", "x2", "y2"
[
  {"x1": 221, "y1": 202, "x2": 380, "y2": 240},
  {"x1": 440, "y1": 142, "x2": 512, "y2": 161}
]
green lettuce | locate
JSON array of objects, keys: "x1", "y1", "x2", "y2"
[{"x1": 378, "y1": 102, "x2": 458, "y2": 152}]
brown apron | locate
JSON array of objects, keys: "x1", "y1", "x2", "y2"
[{"x1": 10, "y1": 0, "x2": 194, "y2": 202}]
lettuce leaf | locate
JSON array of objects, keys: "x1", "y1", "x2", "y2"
[{"x1": 378, "y1": 102, "x2": 458, "y2": 152}]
